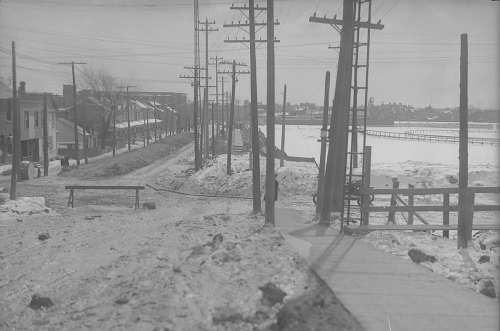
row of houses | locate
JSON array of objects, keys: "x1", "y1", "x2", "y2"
[{"x1": 0, "y1": 80, "x2": 188, "y2": 166}]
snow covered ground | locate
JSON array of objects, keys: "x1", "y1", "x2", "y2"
[{"x1": 1, "y1": 123, "x2": 499, "y2": 299}]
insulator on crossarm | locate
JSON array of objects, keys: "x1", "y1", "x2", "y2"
[{"x1": 313, "y1": 12, "x2": 316, "y2": 17}]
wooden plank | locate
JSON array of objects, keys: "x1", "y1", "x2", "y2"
[
  {"x1": 65, "y1": 185, "x2": 145, "y2": 190},
  {"x1": 358, "y1": 186, "x2": 499, "y2": 195},
  {"x1": 345, "y1": 223, "x2": 500, "y2": 232},
  {"x1": 361, "y1": 205, "x2": 457, "y2": 212}
]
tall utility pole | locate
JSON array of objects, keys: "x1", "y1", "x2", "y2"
[
  {"x1": 280, "y1": 84, "x2": 287, "y2": 167},
  {"x1": 82, "y1": 97, "x2": 88, "y2": 164},
  {"x1": 10, "y1": 41, "x2": 19, "y2": 199},
  {"x1": 319, "y1": 0, "x2": 355, "y2": 223},
  {"x1": 218, "y1": 61, "x2": 249, "y2": 175},
  {"x1": 316, "y1": 72, "x2": 330, "y2": 217},
  {"x1": 118, "y1": 85, "x2": 136, "y2": 151},
  {"x1": 209, "y1": 55, "x2": 223, "y2": 140},
  {"x1": 180, "y1": 67, "x2": 210, "y2": 170},
  {"x1": 223, "y1": 1, "x2": 279, "y2": 214},
  {"x1": 113, "y1": 100, "x2": 116, "y2": 156},
  {"x1": 59, "y1": 61, "x2": 86, "y2": 165},
  {"x1": 43, "y1": 92, "x2": 49, "y2": 176},
  {"x1": 311, "y1": 0, "x2": 383, "y2": 225},
  {"x1": 211, "y1": 102, "x2": 215, "y2": 157},
  {"x1": 457, "y1": 33, "x2": 469, "y2": 249},
  {"x1": 197, "y1": 18, "x2": 218, "y2": 163},
  {"x1": 265, "y1": 0, "x2": 276, "y2": 226}
]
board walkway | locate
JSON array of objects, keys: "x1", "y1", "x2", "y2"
[{"x1": 275, "y1": 208, "x2": 499, "y2": 331}]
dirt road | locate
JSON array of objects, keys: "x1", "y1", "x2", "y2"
[{"x1": 0, "y1": 134, "x2": 362, "y2": 331}]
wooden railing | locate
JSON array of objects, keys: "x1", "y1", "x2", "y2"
[
  {"x1": 351, "y1": 186, "x2": 500, "y2": 246},
  {"x1": 365, "y1": 129, "x2": 500, "y2": 145}
]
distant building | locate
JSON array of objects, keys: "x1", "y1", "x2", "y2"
[{"x1": 0, "y1": 81, "x2": 58, "y2": 165}]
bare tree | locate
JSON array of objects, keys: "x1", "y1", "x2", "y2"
[{"x1": 78, "y1": 65, "x2": 124, "y2": 148}]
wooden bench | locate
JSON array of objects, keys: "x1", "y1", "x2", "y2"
[
  {"x1": 345, "y1": 223, "x2": 500, "y2": 234},
  {"x1": 65, "y1": 185, "x2": 145, "y2": 209}
]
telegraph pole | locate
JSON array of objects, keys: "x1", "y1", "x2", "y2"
[
  {"x1": 223, "y1": 2, "x2": 279, "y2": 213},
  {"x1": 319, "y1": 0, "x2": 355, "y2": 223},
  {"x1": 59, "y1": 61, "x2": 86, "y2": 165},
  {"x1": 113, "y1": 100, "x2": 116, "y2": 156},
  {"x1": 219, "y1": 61, "x2": 249, "y2": 175},
  {"x1": 280, "y1": 84, "x2": 287, "y2": 167},
  {"x1": 197, "y1": 18, "x2": 218, "y2": 163},
  {"x1": 211, "y1": 102, "x2": 215, "y2": 157},
  {"x1": 82, "y1": 97, "x2": 88, "y2": 164},
  {"x1": 180, "y1": 67, "x2": 211, "y2": 170},
  {"x1": 316, "y1": 72, "x2": 330, "y2": 217},
  {"x1": 210, "y1": 55, "x2": 223, "y2": 140},
  {"x1": 10, "y1": 41, "x2": 19, "y2": 199},
  {"x1": 311, "y1": 0, "x2": 383, "y2": 224},
  {"x1": 457, "y1": 34, "x2": 469, "y2": 249},
  {"x1": 265, "y1": 0, "x2": 276, "y2": 225},
  {"x1": 118, "y1": 85, "x2": 136, "y2": 151},
  {"x1": 43, "y1": 93, "x2": 49, "y2": 176}
]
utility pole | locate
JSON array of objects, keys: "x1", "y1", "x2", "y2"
[
  {"x1": 180, "y1": 67, "x2": 211, "y2": 170},
  {"x1": 458, "y1": 33, "x2": 469, "y2": 249},
  {"x1": 219, "y1": 61, "x2": 249, "y2": 175},
  {"x1": 319, "y1": 0, "x2": 355, "y2": 224},
  {"x1": 224, "y1": 1, "x2": 280, "y2": 214},
  {"x1": 280, "y1": 84, "x2": 287, "y2": 168},
  {"x1": 197, "y1": 18, "x2": 218, "y2": 164},
  {"x1": 43, "y1": 92, "x2": 49, "y2": 176},
  {"x1": 146, "y1": 105, "x2": 150, "y2": 146},
  {"x1": 118, "y1": 85, "x2": 136, "y2": 151},
  {"x1": 10, "y1": 41, "x2": 19, "y2": 199},
  {"x1": 59, "y1": 61, "x2": 86, "y2": 165},
  {"x1": 82, "y1": 97, "x2": 88, "y2": 164},
  {"x1": 211, "y1": 102, "x2": 215, "y2": 157},
  {"x1": 265, "y1": 0, "x2": 276, "y2": 226},
  {"x1": 316, "y1": 72, "x2": 331, "y2": 217},
  {"x1": 113, "y1": 100, "x2": 116, "y2": 156},
  {"x1": 210, "y1": 55, "x2": 223, "y2": 140},
  {"x1": 311, "y1": 0, "x2": 383, "y2": 225}
]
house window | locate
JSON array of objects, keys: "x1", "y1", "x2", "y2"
[
  {"x1": 52, "y1": 113, "x2": 55, "y2": 128},
  {"x1": 24, "y1": 111, "x2": 29, "y2": 128},
  {"x1": 5, "y1": 100, "x2": 12, "y2": 122},
  {"x1": 35, "y1": 111, "x2": 39, "y2": 127}
]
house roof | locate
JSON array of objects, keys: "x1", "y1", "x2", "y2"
[
  {"x1": 130, "y1": 100, "x2": 149, "y2": 109},
  {"x1": 58, "y1": 118, "x2": 91, "y2": 136},
  {"x1": 0, "y1": 80, "x2": 12, "y2": 99}
]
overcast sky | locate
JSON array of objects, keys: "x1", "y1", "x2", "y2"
[{"x1": 0, "y1": 0, "x2": 499, "y2": 109}]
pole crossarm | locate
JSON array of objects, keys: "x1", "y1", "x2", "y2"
[
  {"x1": 224, "y1": 38, "x2": 280, "y2": 43},
  {"x1": 309, "y1": 15, "x2": 384, "y2": 30},
  {"x1": 58, "y1": 62, "x2": 87, "y2": 65},
  {"x1": 223, "y1": 22, "x2": 279, "y2": 27}
]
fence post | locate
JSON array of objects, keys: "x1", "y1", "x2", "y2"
[
  {"x1": 443, "y1": 193, "x2": 450, "y2": 238},
  {"x1": 361, "y1": 146, "x2": 371, "y2": 225},
  {"x1": 387, "y1": 177, "x2": 399, "y2": 224},
  {"x1": 408, "y1": 184, "x2": 414, "y2": 225},
  {"x1": 466, "y1": 187, "x2": 475, "y2": 242}
]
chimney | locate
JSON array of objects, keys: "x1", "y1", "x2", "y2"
[{"x1": 19, "y1": 81, "x2": 26, "y2": 95}]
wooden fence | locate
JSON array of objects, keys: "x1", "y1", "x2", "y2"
[
  {"x1": 346, "y1": 186, "x2": 500, "y2": 247},
  {"x1": 365, "y1": 129, "x2": 499, "y2": 145}
]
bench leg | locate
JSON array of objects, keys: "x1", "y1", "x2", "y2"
[
  {"x1": 135, "y1": 189, "x2": 139, "y2": 209},
  {"x1": 68, "y1": 189, "x2": 74, "y2": 208}
]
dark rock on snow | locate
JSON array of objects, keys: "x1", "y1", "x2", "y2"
[
  {"x1": 479, "y1": 280, "x2": 496, "y2": 299},
  {"x1": 408, "y1": 249, "x2": 436, "y2": 264},
  {"x1": 478, "y1": 255, "x2": 490, "y2": 264},
  {"x1": 142, "y1": 202, "x2": 156, "y2": 209},
  {"x1": 38, "y1": 233, "x2": 51, "y2": 241},
  {"x1": 259, "y1": 282, "x2": 287, "y2": 306},
  {"x1": 28, "y1": 294, "x2": 54, "y2": 310},
  {"x1": 212, "y1": 233, "x2": 223, "y2": 244},
  {"x1": 212, "y1": 307, "x2": 243, "y2": 324}
]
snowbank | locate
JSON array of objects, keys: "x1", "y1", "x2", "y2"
[{"x1": 0, "y1": 196, "x2": 50, "y2": 217}]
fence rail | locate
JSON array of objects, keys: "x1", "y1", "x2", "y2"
[
  {"x1": 349, "y1": 186, "x2": 500, "y2": 247},
  {"x1": 365, "y1": 129, "x2": 500, "y2": 145}
]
